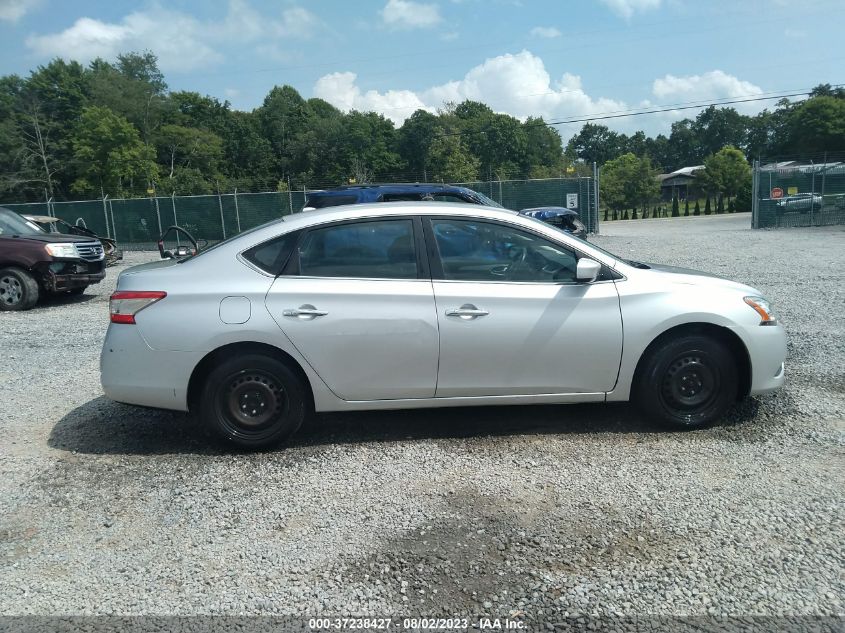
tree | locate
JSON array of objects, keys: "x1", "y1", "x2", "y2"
[
  {"x1": 155, "y1": 124, "x2": 223, "y2": 193},
  {"x1": 600, "y1": 153, "x2": 659, "y2": 218},
  {"x1": 684, "y1": 198, "x2": 689, "y2": 216},
  {"x1": 694, "y1": 200, "x2": 700, "y2": 216},
  {"x1": 781, "y1": 96, "x2": 845, "y2": 155},
  {"x1": 671, "y1": 191, "x2": 680, "y2": 217},
  {"x1": 88, "y1": 53, "x2": 169, "y2": 144},
  {"x1": 566, "y1": 123, "x2": 623, "y2": 166},
  {"x1": 427, "y1": 135, "x2": 479, "y2": 182},
  {"x1": 704, "y1": 197, "x2": 711, "y2": 215},
  {"x1": 701, "y1": 146, "x2": 751, "y2": 202},
  {"x1": 398, "y1": 109, "x2": 439, "y2": 178},
  {"x1": 70, "y1": 106, "x2": 158, "y2": 196}
]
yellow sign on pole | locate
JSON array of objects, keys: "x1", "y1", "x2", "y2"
[{"x1": 787, "y1": 186, "x2": 798, "y2": 195}]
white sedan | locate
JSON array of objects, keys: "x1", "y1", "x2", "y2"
[{"x1": 101, "y1": 203, "x2": 786, "y2": 449}]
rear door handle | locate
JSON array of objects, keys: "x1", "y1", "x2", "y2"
[
  {"x1": 282, "y1": 304, "x2": 328, "y2": 318},
  {"x1": 446, "y1": 304, "x2": 489, "y2": 319}
]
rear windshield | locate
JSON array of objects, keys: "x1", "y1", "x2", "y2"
[{"x1": 0, "y1": 208, "x2": 44, "y2": 236}]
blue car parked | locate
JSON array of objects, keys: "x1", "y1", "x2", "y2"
[{"x1": 302, "y1": 184, "x2": 588, "y2": 239}]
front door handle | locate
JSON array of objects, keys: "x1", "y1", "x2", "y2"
[
  {"x1": 282, "y1": 304, "x2": 328, "y2": 319},
  {"x1": 446, "y1": 304, "x2": 489, "y2": 319}
]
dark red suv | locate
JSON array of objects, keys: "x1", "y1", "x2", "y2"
[{"x1": 0, "y1": 207, "x2": 106, "y2": 311}]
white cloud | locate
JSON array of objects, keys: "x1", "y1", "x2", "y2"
[
  {"x1": 652, "y1": 70, "x2": 764, "y2": 110},
  {"x1": 530, "y1": 26, "x2": 561, "y2": 38},
  {"x1": 275, "y1": 7, "x2": 320, "y2": 36},
  {"x1": 598, "y1": 0, "x2": 661, "y2": 19},
  {"x1": 380, "y1": 0, "x2": 442, "y2": 29},
  {"x1": 314, "y1": 71, "x2": 429, "y2": 123},
  {"x1": 24, "y1": 1, "x2": 319, "y2": 72},
  {"x1": 313, "y1": 50, "x2": 628, "y2": 126},
  {"x1": 25, "y1": 10, "x2": 221, "y2": 72},
  {"x1": 0, "y1": 0, "x2": 40, "y2": 22}
]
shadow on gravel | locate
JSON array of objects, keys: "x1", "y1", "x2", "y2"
[
  {"x1": 33, "y1": 292, "x2": 98, "y2": 311},
  {"x1": 49, "y1": 394, "x2": 762, "y2": 456}
]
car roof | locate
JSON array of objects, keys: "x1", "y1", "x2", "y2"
[
  {"x1": 284, "y1": 201, "x2": 517, "y2": 228},
  {"x1": 307, "y1": 184, "x2": 475, "y2": 195}
]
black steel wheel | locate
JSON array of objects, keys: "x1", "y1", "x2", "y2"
[
  {"x1": 636, "y1": 334, "x2": 737, "y2": 429},
  {"x1": 200, "y1": 354, "x2": 307, "y2": 449},
  {"x1": 0, "y1": 267, "x2": 39, "y2": 311}
]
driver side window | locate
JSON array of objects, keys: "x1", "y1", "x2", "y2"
[{"x1": 430, "y1": 219, "x2": 578, "y2": 283}]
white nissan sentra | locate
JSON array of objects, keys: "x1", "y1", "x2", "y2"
[{"x1": 101, "y1": 203, "x2": 786, "y2": 449}]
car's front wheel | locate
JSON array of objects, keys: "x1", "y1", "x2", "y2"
[
  {"x1": 199, "y1": 354, "x2": 307, "y2": 449},
  {"x1": 635, "y1": 334, "x2": 737, "y2": 429},
  {"x1": 0, "y1": 267, "x2": 39, "y2": 311}
]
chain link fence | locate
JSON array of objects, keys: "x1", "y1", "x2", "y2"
[
  {"x1": 3, "y1": 177, "x2": 599, "y2": 248},
  {"x1": 752, "y1": 155, "x2": 845, "y2": 229}
]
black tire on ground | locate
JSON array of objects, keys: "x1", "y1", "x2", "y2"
[
  {"x1": 68, "y1": 286, "x2": 86, "y2": 296},
  {"x1": 0, "y1": 267, "x2": 39, "y2": 311},
  {"x1": 199, "y1": 353, "x2": 307, "y2": 450},
  {"x1": 635, "y1": 334, "x2": 738, "y2": 430}
]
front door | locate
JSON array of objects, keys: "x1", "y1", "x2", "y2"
[
  {"x1": 265, "y1": 217, "x2": 438, "y2": 401},
  {"x1": 427, "y1": 218, "x2": 623, "y2": 397}
]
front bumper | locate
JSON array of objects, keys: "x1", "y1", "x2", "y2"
[
  {"x1": 36, "y1": 260, "x2": 106, "y2": 291},
  {"x1": 742, "y1": 323, "x2": 788, "y2": 395}
]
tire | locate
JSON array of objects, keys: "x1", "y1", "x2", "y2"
[
  {"x1": 199, "y1": 353, "x2": 307, "y2": 450},
  {"x1": 0, "y1": 267, "x2": 39, "y2": 311},
  {"x1": 68, "y1": 286, "x2": 86, "y2": 296},
  {"x1": 635, "y1": 334, "x2": 737, "y2": 429}
]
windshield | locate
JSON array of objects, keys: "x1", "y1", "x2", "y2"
[
  {"x1": 0, "y1": 208, "x2": 45, "y2": 236},
  {"x1": 471, "y1": 191, "x2": 504, "y2": 208},
  {"x1": 519, "y1": 213, "x2": 624, "y2": 262}
]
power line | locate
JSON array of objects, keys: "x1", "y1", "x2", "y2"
[{"x1": 436, "y1": 87, "x2": 841, "y2": 139}]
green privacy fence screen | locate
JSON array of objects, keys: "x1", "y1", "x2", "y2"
[
  {"x1": 3, "y1": 178, "x2": 598, "y2": 248},
  {"x1": 752, "y1": 158, "x2": 845, "y2": 229}
]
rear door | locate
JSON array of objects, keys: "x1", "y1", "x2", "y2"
[{"x1": 265, "y1": 216, "x2": 439, "y2": 401}]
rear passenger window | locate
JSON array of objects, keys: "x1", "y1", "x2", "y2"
[
  {"x1": 242, "y1": 231, "x2": 300, "y2": 274},
  {"x1": 298, "y1": 220, "x2": 417, "y2": 279}
]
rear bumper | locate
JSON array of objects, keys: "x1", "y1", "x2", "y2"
[{"x1": 100, "y1": 324, "x2": 200, "y2": 411}]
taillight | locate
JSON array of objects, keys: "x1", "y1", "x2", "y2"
[{"x1": 110, "y1": 291, "x2": 166, "y2": 324}]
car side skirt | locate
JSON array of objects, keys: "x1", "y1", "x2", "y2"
[{"x1": 314, "y1": 391, "x2": 607, "y2": 412}]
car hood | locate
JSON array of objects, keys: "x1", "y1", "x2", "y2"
[
  {"x1": 2, "y1": 233, "x2": 98, "y2": 244},
  {"x1": 638, "y1": 262, "x2": 760, "y2": 295}
]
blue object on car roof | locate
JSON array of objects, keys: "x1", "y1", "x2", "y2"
[{"x1": 303, "y1": 183, "x2": 503, "y2": 210}]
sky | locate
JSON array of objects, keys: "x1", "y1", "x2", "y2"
[{"x1": 1, "y1": 0, "x2": 844, "y2": 140}]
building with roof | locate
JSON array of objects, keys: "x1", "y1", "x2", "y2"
[{"x1": 657, "y1": 165, "x2": 704, "y2": 201}]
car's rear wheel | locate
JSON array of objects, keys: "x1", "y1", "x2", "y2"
[
  {"x1": 635, "y1": 334, "x2": 737, "y2": 429},
  {"x1": 199, "y1": 354, "x2": 307, "y2": 449},
  {"x1": 0, "y1": 267, "x2": 39, "y2": 311}
]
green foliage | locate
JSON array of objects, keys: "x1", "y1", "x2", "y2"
[
  {"x1": 716, "y1": 194, "x2": 724, "y2": 214},
  {"x1": 684, "y1": 198, "x2": 689, "y2": 216},
  {"x1": 734, "y1": 175, "x2": 752, "y2": 213},
  {"x1": 70, "y1": 106, "x2": 158, "y2": 196},
  {"x1": 694, "y1": 200, "x2": 700, "y2": 216},
  {"x1": 701, "y1": 146, "x2": 751, "y2": 200},
  {"x1": 704, "y1": 197, "x2": 711, "y2": 215},
  {"x1": 671, "y1": 192, "x2": 680, "y2": 217},
  {"x1": 600, "y1": 153, "x2": 660, "y2": 214},
  {"x1": 427, "y1": 135, "x2": 479, "y2": 182}
]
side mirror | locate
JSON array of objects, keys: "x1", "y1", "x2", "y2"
[{"x1": 576, "y1": 258, "x2": 601, "y2": 283}]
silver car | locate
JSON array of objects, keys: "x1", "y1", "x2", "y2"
[{"x1": 101, "y1": 203, "x2": 786, "y2": 449}]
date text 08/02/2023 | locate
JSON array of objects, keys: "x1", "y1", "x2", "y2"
[{"x1": 308, "y1": 617, "x2": 526, "y2": 630}]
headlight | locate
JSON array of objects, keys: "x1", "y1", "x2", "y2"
[
  {"x1": 44, "y1": 243, "x2": 80, "y2": 259},
  {"x1": 744, "y1": 296, "x2": 777, "y2": 325}
]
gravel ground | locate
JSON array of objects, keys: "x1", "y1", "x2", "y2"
[{"x1": 0, "y1": 214, "x2": 843, "y2": 628}]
